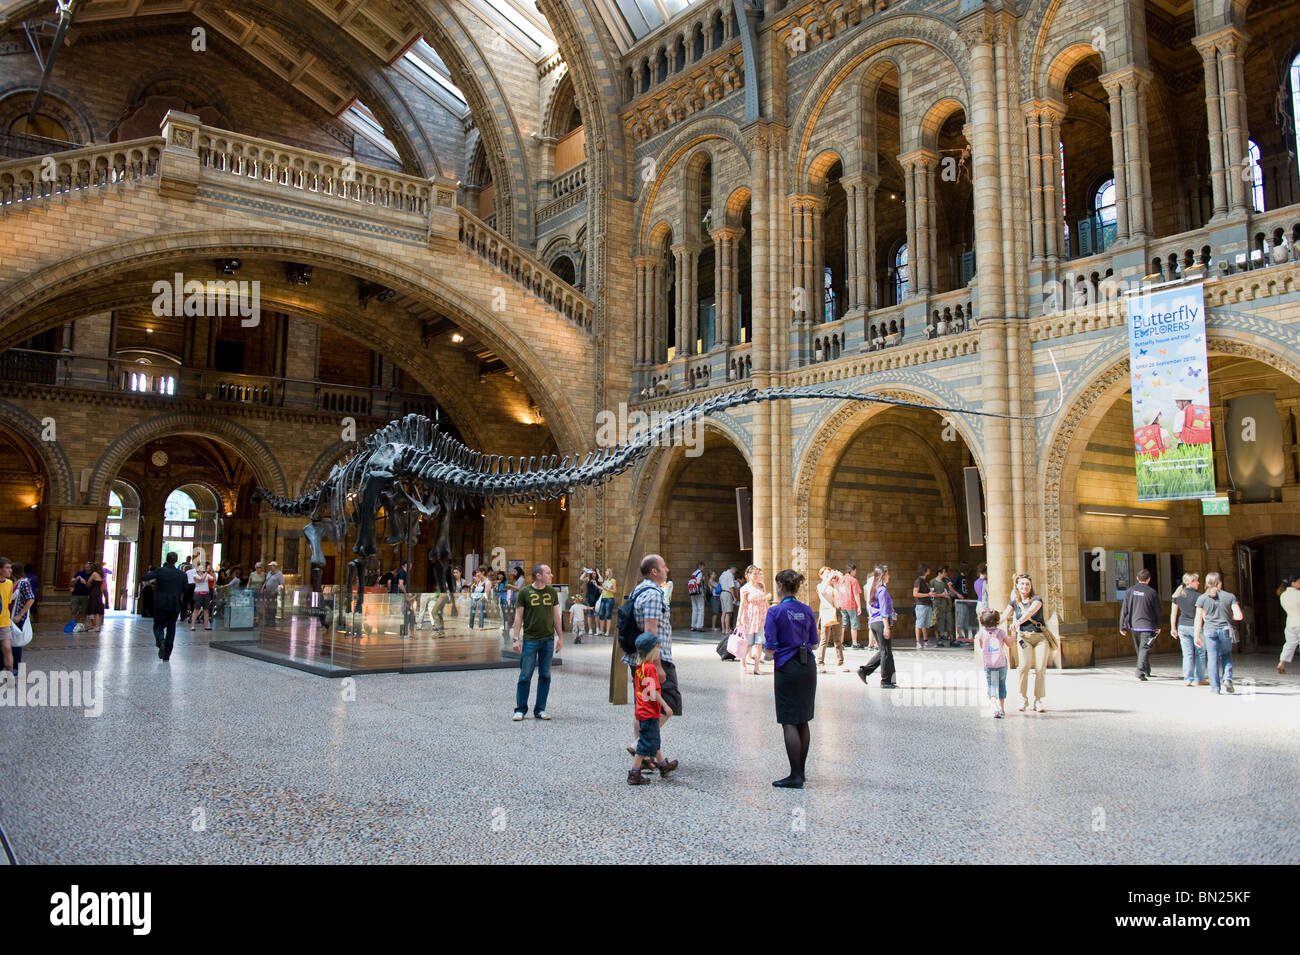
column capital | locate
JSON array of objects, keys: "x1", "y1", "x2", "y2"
[
  {"x1": 1192, "y1": 25, "x2": 1250, "y2": 58},
  {"x1": 1099, "y1": 65, "x2": 1154, "y2": 96},
  {"x1": 898, "y1": 147, "x2": 941, "y2": 170},
  {"x1": 633, "y1": 255, "x2": 659, "y2": 268},
  {"x1": 669, "y1": 241, "x2": 701, "y2": 255},
  {"x1": 838, "y1": 172, "x2": 880, "y2": 191},
  {"x1": 708, "y1": 226, "x2": 745, "y2": 244},
  {"x1": 789, "y1": 194, "x2": 825, "y2": 212},
  {"x1": 1021, "y1": 98, "x2": 1066, "y2": 126}
]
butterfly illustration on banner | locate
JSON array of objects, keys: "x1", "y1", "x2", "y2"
[{"x1": 1188, "y1": 367, "x2": 1202, "y2": 377}]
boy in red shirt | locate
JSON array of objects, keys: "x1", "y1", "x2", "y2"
[{"x1": 629, "y1": 632, "x2": 677, "y2": 785}]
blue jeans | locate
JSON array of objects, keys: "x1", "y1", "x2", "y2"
[
  {"x1": 984, "y1": 664, "x2": 1007, "y2": 700},
  {"x1": 499, "y1": 599, "x2": 511, "y2": 631},
  {"x1": 1177, "y1": 625, "x2": 1206, "y2": 683},
  {"x1": 469, "y1": 596, "x2": 486, "y2": 628},
  {"x1": 515, "y1": 637, "x2": 554, "y2": 714},
  {"x1": 1204, "y1": 627, "x2": 1234, "y2": 692}
]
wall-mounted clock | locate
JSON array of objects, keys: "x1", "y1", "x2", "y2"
[{"x1": 151, "y1": 450, "x2": 169, "y2": 467}]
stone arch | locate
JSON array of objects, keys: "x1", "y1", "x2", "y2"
[
  {"x1": 788, "y1": 16, "x2": 972, "y2": 193},
  {"x1": 1041, "y1": 41, "x2": 1107, "y2": 102},
  {"x1": 634, "y1": 117, "x2": 752, "y2": 249},
  {"x1": 724, "y1": 186, "x2": 751, "y2": 228},
  {"x1": 542, "y1": 67, "x2": 581, "y2": 140},
  {"x1": 87, "y1": 412, "x2": 288, "y2": 506},
  {"x1": 793, "y1": 389, "x2": 987, "y2": 568},
  {"x1": 0, "y1": 399, "x2": 76, "y2": 506},
  {"x1": 0, "y1": 230, "x2": 587, "y2": 456},
  {"x1": 0, "y1": 87, "x2": 97, "y2": 143},
  {"x1": 917, "y1": 97, "x2": 968, "y2": 153},
  {"x1": 805, "y1": 148, "x2": 844, "y2": 193},
  {"x1": 1039, "y1": 333, "x2": 1300, "y2": 623}
]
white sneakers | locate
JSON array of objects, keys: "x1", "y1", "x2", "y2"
[
  {"x1": 535, "y1": 711, "x2": 551, "y2": 720},
  {"x1": 511, "y1": 711, "x2": 525, "y2": 721}
]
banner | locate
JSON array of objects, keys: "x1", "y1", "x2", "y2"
[{"x1": 1126, "y1": 283, "x2": 1215, "y2": 501}]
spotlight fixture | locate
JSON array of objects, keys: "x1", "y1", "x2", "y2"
[
  {"x1": 286, "y1": 263, "x2": 313, "y2": 285},
  {"x1": 145, "y1": 327, "x2": 153, "y2": 334},
  {"x1": 358, "y1": 281, "x2": 397, "y2": 309},
  {"x1": 217, "y1": 258, "x2": 241, "y2": 275},
  {"x1": 451, "y1": 332, "x2": 464, "y2": 343}
]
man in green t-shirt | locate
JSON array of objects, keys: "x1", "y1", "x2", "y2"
[{"x1": 511, "y1": 563, "x2": 563, "y2": 721}]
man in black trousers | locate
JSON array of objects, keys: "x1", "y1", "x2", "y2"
[
  {"x1": 1120, "y1": 568, "x2": 1163, "y2": 682},
  {"x1": 143, "y1": 552, "x2": 188, "y2": 661}
]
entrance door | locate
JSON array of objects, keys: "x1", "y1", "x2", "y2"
[
  {"x1": 1242, "y1": 536, "x2": 1300, "y2": 649},
  {"x1": 1236, "y1": 543, "x2": 1256, "y2": 652}
]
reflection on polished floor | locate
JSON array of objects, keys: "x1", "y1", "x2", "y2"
[{"x1": 2, "y1": 614, "x2": 1297, "y2": 864}]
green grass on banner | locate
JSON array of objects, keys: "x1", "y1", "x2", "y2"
[{"x1": 1135, "y1": 443, "x2": 1215, "y2": 501}]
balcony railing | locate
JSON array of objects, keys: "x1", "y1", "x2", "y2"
[
  {"x1": 0, "y1": 139, "x2": 161, "y2": 207},
  {"x1": 0, "y1": 129, "x2": 82, "y2": 160},
  {"x1": 0, "y1": 350, "x2": 439, "y2": 419},
  {"x1": 926, "y1": 290, "x2": 975, "y2": 339}
]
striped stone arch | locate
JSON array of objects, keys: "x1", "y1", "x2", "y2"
[
  {"x1": 788, "y1": 15, "x2": 973, "y2": 194},
  {"x1": 792, "y1": 390, "x2": 987, "y2": 573},
  {"x1": 87, "y1": 413, "x2": 288, "y2": 506},
  {"x1": 0, "y1": 229, "x2": 586, "y2": 456},
  {"x1": 0, "y1": 399, "x2": 76, "y2": 506},
  {"x1": 631, "y1": 418, "x2": 755, "y2": 516},
  {"x1": 1039, "y1": 333, "x2": 1300, "y2": 624}
]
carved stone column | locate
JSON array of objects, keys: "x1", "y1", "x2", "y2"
[
  {"x1": 899, "y1": 149, "x2": 939, "y2": 295},
  {"x1": 1194, "y1": 27, "x2": 1251, "y2": 218},
  {"x1": 671, "y1": 243, "x2": 700, "y2": 359},
  {"x1": 1024, "y1": 102, "x2": 1065, "y2": 262},
  {"x1": 1101, "y1": 67, "x2": 1155, "y2": 241},
  {"x1": 710, "y1": 226, "x2": 742, "y2": 347},
  {"x1": 633, "y1": 256, "x2": 653, "y2": 365},
  {"x1": 842, "y1": 173, "x2": 880, "y2": 311}
]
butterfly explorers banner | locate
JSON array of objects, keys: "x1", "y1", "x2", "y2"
[{"x1": 1126, "y1": 283, "x2": 1215, "y2": 501}]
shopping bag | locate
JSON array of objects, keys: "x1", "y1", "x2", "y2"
[
  {"x1": 726, "y1": 631, "x2": 747, "y2": 658},
  {"x1": 12, "y1": 616, "x2": 33, "y2": 647}
]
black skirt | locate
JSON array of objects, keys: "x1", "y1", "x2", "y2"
[{"x1": 774, "y1": 651, "x2": 817, "y2": 724}]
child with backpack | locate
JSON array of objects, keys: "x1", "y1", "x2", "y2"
[
  {"x1": 569, "y1": 595, "x2": 587, "y2": 644},
  {"x1": 628, "y1": 632, "x2": 677, "y2": 785},
  {"x1": 977, "y1": 608, "x2": 1009, "y2": 718}
]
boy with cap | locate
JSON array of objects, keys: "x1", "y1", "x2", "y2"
[{"x1": 628, "y1": 631, "x2": 678, "y2": 785}]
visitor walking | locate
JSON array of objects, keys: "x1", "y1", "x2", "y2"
[
  {"x1": 930, "y1": 565, "x2": 958, "y2": 645},
  {"x1": 835, "y1": 563, "x2": 864, "y2": 650},
  {"x1": 1170, "y1": 573, "x2": 1206, "y2": 686},
  {"x1": 262, "y1": 561, "x2": 285, "y2": 626},
  {"x1": 815, "y1": 566, "x2": 845, "y2": 673},
  {"x1": 8, "y1": 562, "x2": 35, "y2": 678},
  {"x1": 569, "y1": 593, "x2": 588, "y2": 641},
  {"x1": 584, "y1": 570, "x2": 600, "y2": 634},
  {"x1": 764, "y1": 569, "x2": 818, "y2": 789},
  {"x1": 688, "y1": 561, "x2": 707, "y2": 632},
  {"x1": 913, "y1": 563, "x2": 934, "y2": 648},
  {"x1": 469, "y1": 568, "x2": 489, "y2": 630},
  {"x1": 143, "y1": 553, "x2": 188, "y2": 661},
  {"x1": 1277, "y1": 576, "x2": 1300, "y2": 675},
  {"x1": 85, "y1": 562, "x2": 105, "y2": 631},
  {"x1": 1194, "y1": 572, "x2": 1243, "y2": 694},
  {"x1": 495, "y1": 571, "x2": 511, "y2": 634},
  {"x1": 719, "y1": 564, "x2": 739, "y2": 634},
  {"x1": 857, "y1": 565, "x2": 897, "y2": 688},
  {"x1": 70, "y1": 559, "x2": 92, "y2": 627},
  {"x1": 623, "y1": 555, "x2": 681, "y2": 762},
  {"x1": 735, "y1": 565, "x2": 769, "y2": 675},
  {"x1": 598, "y1": 568, "x2": 617, "y2": 637},
  {"x1": 511, "y1": 563, "x2": 563, "y2": 720},
  {"x1": 1005, "y1": 573, "x2": 1053, "y2": 712},
  {"x1": 626, "y1": 631, "x2": 676, "y2": 785},
  {"x1": 708, "y1": 571, "x2": 721, "y2": 631},
  {"x1": 0, "y1": 558, "x2": 14, "y2": 681},
  {"x1": 190, "y1": 562, "x2": 215, "y2": 630},
  {"x1": 1120, "y1": 568, "x2": 1162, "y2": 681},
  {"x1": 973, "y1": 564, "x2": 988, "y2": 612},
  {"x1": 976, "y1": 608, "x2": 1009, "y2": 717}
]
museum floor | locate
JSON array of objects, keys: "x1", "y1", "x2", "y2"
[{"x1": 1, "y1": 613, "x2": 1297, "y2": 865}]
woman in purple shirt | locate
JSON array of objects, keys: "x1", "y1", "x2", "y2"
[
  {"x1": 763, "y1": 569, "x2": 819, "y2": 789},
  {"x1": 857, "y1": 565, "x2": 898, "y2": 688}
]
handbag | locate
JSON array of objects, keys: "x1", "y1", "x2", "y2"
[
  {"x1": 12, "y1": 614, "x2": 33, "y2": 647},
  {"x1": 726, "y1": 630, "x2": 748, "y2": 658}
]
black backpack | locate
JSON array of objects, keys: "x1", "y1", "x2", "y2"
[{"x1": 617, "y1": 581, "x2": 655, "y2": 656}]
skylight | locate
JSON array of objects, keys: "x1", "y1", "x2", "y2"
[
  {"x1": 400, "y1": 38, "x2": 470, "y2": 115},
  {"x1": 598, "y1": 0, "x2": 703, "y2": 48},
  {"x1": 342, "y1": 102, "x2": 401, "y2": 160}
]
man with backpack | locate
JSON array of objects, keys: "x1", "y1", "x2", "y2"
[
  {"x1": 618, "y1": 554, "x2": 680, "y2": 774},
  {"x1": 688, "y1": 561, "x2": 707, "y2": 632}
]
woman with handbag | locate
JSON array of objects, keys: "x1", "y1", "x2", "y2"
[
  {"x1": 85, "y1": 562, "x2": 106, "y2": 632},
  {"x1": 1004, "y1": 573, "x2": 1055, "y2": 712},
  {"x1": 9, "y1": 561, "x2": 36, "y2": 678},
  {"x1": 735, "y1": 566, "x2": 770, "y2": 675}
]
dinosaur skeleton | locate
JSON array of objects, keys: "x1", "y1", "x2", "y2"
[{"x1": 256, "y1": 368, "x2": 1063, "y2": 625}]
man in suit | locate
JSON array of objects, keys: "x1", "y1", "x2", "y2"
[{"x1": 143, "y1": 552, "x2": 188, "y2": 661}]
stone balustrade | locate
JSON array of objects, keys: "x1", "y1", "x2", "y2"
[
  {"x1": 551, "y1": 162, "x2": 587, "y2": 200},
  {"x1": 196, "y1": 127, "x2": 432, "y2": 216},
  {"x1": 457, "y1": 207, "x2": 594, "y2": 331},
  {"x1": 926, "y1": 290, "x2": 975, "y2": 339},
  {"x1": 865, "y1": 304, "x2": 905, "y2": 351},
  {"x1": 0, "y1": 139, "x2": 161, "y2": 208}
]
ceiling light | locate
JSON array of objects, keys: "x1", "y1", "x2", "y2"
[
  {"x1": 145, "y1": 327, "x2": 153, "y2": 334},
  {"x1": 451, "y1": 332, "x2": 464, "y2": 343}
]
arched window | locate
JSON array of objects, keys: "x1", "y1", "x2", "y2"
[
  {"x1": 162, "y1": 488, "x2": 198, "y2": 563},
  {"x1": 824, "y1": 266, "x2": 836, "y2": 322},
  {"x1": 1291, "y1": 51, "x2": 1300, "y2": 193},
  {"x1": 892, "y1": 243, "x2": 909, "y2": 304},
  {"x1": 1090, "y1": 177, "x2": 1117, "y2": 254},
  {"x1": 1247, "y1": 139, "x2": 1264, "y2": 213}
]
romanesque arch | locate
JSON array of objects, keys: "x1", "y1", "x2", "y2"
[{"x1": 0, "y1": 398, "x2": 76, "y2": 506}]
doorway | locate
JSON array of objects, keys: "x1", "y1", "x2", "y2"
[{"x1": 1240, "y1": 535, "x2": 1300, "y2": 649}]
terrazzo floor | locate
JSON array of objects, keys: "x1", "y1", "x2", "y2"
[{"x1": 2, "y1": 614, "x2": 1298, "y2": 864}]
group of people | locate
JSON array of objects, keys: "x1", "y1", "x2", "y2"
[{"x1": 566, "y1": 568, "x2": 617, "y2": 643}]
